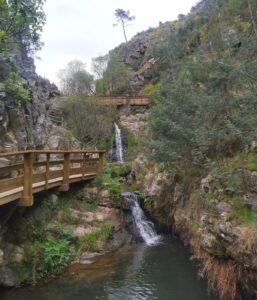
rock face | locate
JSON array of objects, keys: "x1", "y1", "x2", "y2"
[
  {"x1": 0, "y1": 184, "x2": 135, "y2": 288},
  {"x1": 0, "y1": 50, "x2": 60, "y2": 150},
  {"x1": 132, "y1": 156, "x2": 257, "y2": 299},
  {"x1": 120, "y1": 112, "x2": 150, "y2": 138},
  {"x1": 113, "y1": 22, "x2": 173, "y2": 91}
]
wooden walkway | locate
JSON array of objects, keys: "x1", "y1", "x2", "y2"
[
  {"x1": 0, "y1": 150, "x2": 104, "y2": 207},
  {"x1": 97, "y1": 96, "x2": 151, "y2": 106}
]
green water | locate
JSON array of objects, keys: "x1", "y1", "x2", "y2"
[{"x1": 0, "y1": 238, "x2": 218, "y2": 300}]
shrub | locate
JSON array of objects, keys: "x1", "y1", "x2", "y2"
[
  {"x1": 41, "y1": 238, "x2": 75, "y2": 275},
  {"x1": 78, "y1": 223, "x2": 113, "y2": 252}
]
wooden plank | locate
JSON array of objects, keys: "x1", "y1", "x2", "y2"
[
  {"x1": 20, "y1": 152, "x2": 33, "y2": 206},
  {"x1": 0, "y1": 150, "x2": 105, "y2": 158},
  {"x1": 0, "y1": 163, "x2": 23, "y2": 176},
  {"x1": 0, "y1": 149, "x2": 105, "y2": 206},
  {"x1": 32, "y1": 173, "x2": 46, "y2": 184},
  {"x1": 49, "y1": 170, "x2": 63, "y2": 179},
  {"x1": 0, "y1": 177, "x2": 23, "y2": 193},
  {"x1": 0, "y1": 192, "x2": 23, "y2": 205},
  {"x1": 45, "y1": 153, "x2": 50, "y2": 189},
  {"x1": 98, "y1": 152, "x2": 104, "y2": 175},
  {"x1": 59, "y1": 153, "x2": 70, "y2": 191}
]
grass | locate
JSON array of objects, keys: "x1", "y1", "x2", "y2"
[
  {"x1": 191, "y1": 220, "x2": 201, "y2": 234},
  {"x1": 246, "y1": 152, "x2": 257, "y2": 171},
  {"x1": 229, "y1": 196, "x2": 257, "y2": 226},
  {"x1": 78, "y1": 223, "x2": 113, "y2": 253}
]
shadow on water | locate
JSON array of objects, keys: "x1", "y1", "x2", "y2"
[{"x1": 0, "y1": 237, "x2": 218, "y2": 300}]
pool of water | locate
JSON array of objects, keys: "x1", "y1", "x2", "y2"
[{"x1": 0, "y1": 238, "x2": 218, "y2": 300}]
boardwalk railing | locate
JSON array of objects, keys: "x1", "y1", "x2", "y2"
[
  {"x1": 97, "y1": 96, "x2": 151, "y2": 106},
  {"x1": 0, "y1": 150, "x2": 104, "y2": 207}
]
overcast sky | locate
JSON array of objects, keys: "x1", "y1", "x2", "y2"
[{"x1": 35, "y1": 0, "x2": 198, "y2": 86}]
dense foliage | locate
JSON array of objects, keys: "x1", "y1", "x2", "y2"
[
  {"x1": 58, "y1": 60, "x2": 94, "y2": 96},
  {"x1": 60, "y1": 96, "x2": 116, "y2": 148},
  {"x1": 151, "y1": 0, "x2": 257, "y2": 167},
  {"x1": 93, "y1": 52, "x2": 129, "y2": 96},
  {"x1": 0, "y1": 0, "x2": 46, "y2": 52}
]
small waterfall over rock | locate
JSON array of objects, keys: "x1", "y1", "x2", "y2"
[
  {"x1": 122, "y1": 192, "x2": 161, "y2": 246},
  {"x1": 114, "y1": 123, "x2": 124, "y2": 163}
]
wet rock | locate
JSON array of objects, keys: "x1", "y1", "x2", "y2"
[
  {"x1": 49, "y1": 194, "x2": 59, "y2": 205},
  {"x1": 80, "y1": 252, "x2": 102, "y2": 264}
]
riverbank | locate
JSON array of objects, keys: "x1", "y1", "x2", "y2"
[{"x1": 0, "y1": 238, "x2": 218, "y2": 300}]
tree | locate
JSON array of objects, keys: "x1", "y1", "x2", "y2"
[
  {"x1": 0, "y1": 0, "x2": 46, "y2": 52},
  {"x1": 91, "y1": 55, "x2": 108, "y2": 79},
  {"x1": 60, "y1": 96, "x2": 115, "y2": 148},
  {"x1": 58, "y1": 60, "x2": 94, "y2": 96},
  {"x1": 102, "y1": 52, "x2": 128, "y2": 96},
  {"x1": 113, "y1": 8, "x2": 135, "y2": 43}
]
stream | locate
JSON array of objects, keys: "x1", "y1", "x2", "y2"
[
  {"x1": 0, "y1": 239, "x2": 218, "y2": 300},
  {"x1": 0, "y1": 193, "x2": 218, "y2": 300}
]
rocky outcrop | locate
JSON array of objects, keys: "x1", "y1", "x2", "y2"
[
  {"x1": 132, "y1": 155, "x2": 257, "y2": 299},
  {"x1": 0, "y1": 183, "x2": 135, "y2": 287},
  {"x1": 0, "y1": 50, "x2": 60, "y2": 151},
  {"x1": 120, "y1": 111, "x2": 150, "y2": 138},
  {"x1": 113, "y1": 22, "x2": 173, "y2": 91}
]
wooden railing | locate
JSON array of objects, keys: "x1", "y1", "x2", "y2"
[
  {"x1": 97, "y1": 96, "x2": 152, "y2": 106},
  {"x1": 0, "y1": 150, "x2": 104, "y2": 207}
]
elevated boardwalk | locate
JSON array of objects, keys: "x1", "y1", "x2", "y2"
[
  {"x1": 0, "y1": 150, "x2": 104, "y2": 207},
  {"x1": 97, "y1": 96, "x2": 151, "y2": 106}
]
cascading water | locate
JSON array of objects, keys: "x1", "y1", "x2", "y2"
[
  {"x1": 114, "y1": 123, "x2": 124, "y2": 163},
  {"x1": 122, "y1": 192, "x2": 161, "y2": 246}
]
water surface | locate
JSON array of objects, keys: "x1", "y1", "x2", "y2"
[{"x1": 0, "y1": 238, "x2": 218, "y2": 300}]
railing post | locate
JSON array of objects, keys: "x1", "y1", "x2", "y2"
[
  {"x1": 45, "y1": 153, "x2": 50, "y2": 189},
  {"x1": 59, "y1": 152, "x2": 70, "y2": 191},
  {"x1": 19, "y1": 152, "x2": 33, "y2": 206},
  {"x1": 82, "y1": 152, "x2": 86, "y2": 179},
  {"x1": 97, "y1": 152, "x2": 104, "y2": 175}
]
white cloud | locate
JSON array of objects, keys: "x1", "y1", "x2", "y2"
[{"x1": 35, "y1": 0, "x2": 198, "y2": 85}]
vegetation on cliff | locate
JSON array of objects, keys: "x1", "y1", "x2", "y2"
[{"x1": 150, "y1": 0, "x2": 257, "y2": 167}]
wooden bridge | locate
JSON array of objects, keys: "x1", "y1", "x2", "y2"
[
  {"x1": 0, "y1": 150, "x2": 104, "y2": 207},
  {"x1": 97, "y1": 96, "x2": 152, "y2": 106}
]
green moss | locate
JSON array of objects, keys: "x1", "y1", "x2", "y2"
[
  {"x1": 246, "y1": 152, "x2": 257, "y2": 171},
  {"x1": 143, "y1": 82, "x2": 161, "y2": 95},
  {"x1": 10, "y1": 262, "x2": 32, "y2": 287},
  {"x1": 191, "y1": 220, "x2": 201, "y2": 234},
  {"x1": 229, "y1": 196, "x2": 257, "y2": 226},
  {"x1": 5, "y1": 72, "x2": 31, "y2": 105}
]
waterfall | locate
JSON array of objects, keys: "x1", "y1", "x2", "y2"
[
  {"x1": 122, "y1": 192, "x2": 161, "y2": 246},
  {"x1": 114, "y1": 123, "x2": 124, "y2": 163}
]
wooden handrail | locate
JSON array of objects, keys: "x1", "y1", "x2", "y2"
[{"x1": 0, "y1": 150, "x2": 105, "y2": 207}]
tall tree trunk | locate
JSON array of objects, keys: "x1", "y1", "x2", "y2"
[{"x1": 122, "y1": 20, "x2": 127, "y2": 43}]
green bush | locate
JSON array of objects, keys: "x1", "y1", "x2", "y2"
[
  {"x1": 5, "y1": 72, "x2": 31, "y2": 105},
  {"x1": 246, "y1": 152, "x2": 257, "y2": 171},
  {"x1": 41, "y1": 238, "x2": 75, "y2": 275}
]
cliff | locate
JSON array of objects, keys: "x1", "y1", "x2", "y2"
[{"x1": 0, "y1": 50, "x2": 60, "y2": 151}]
